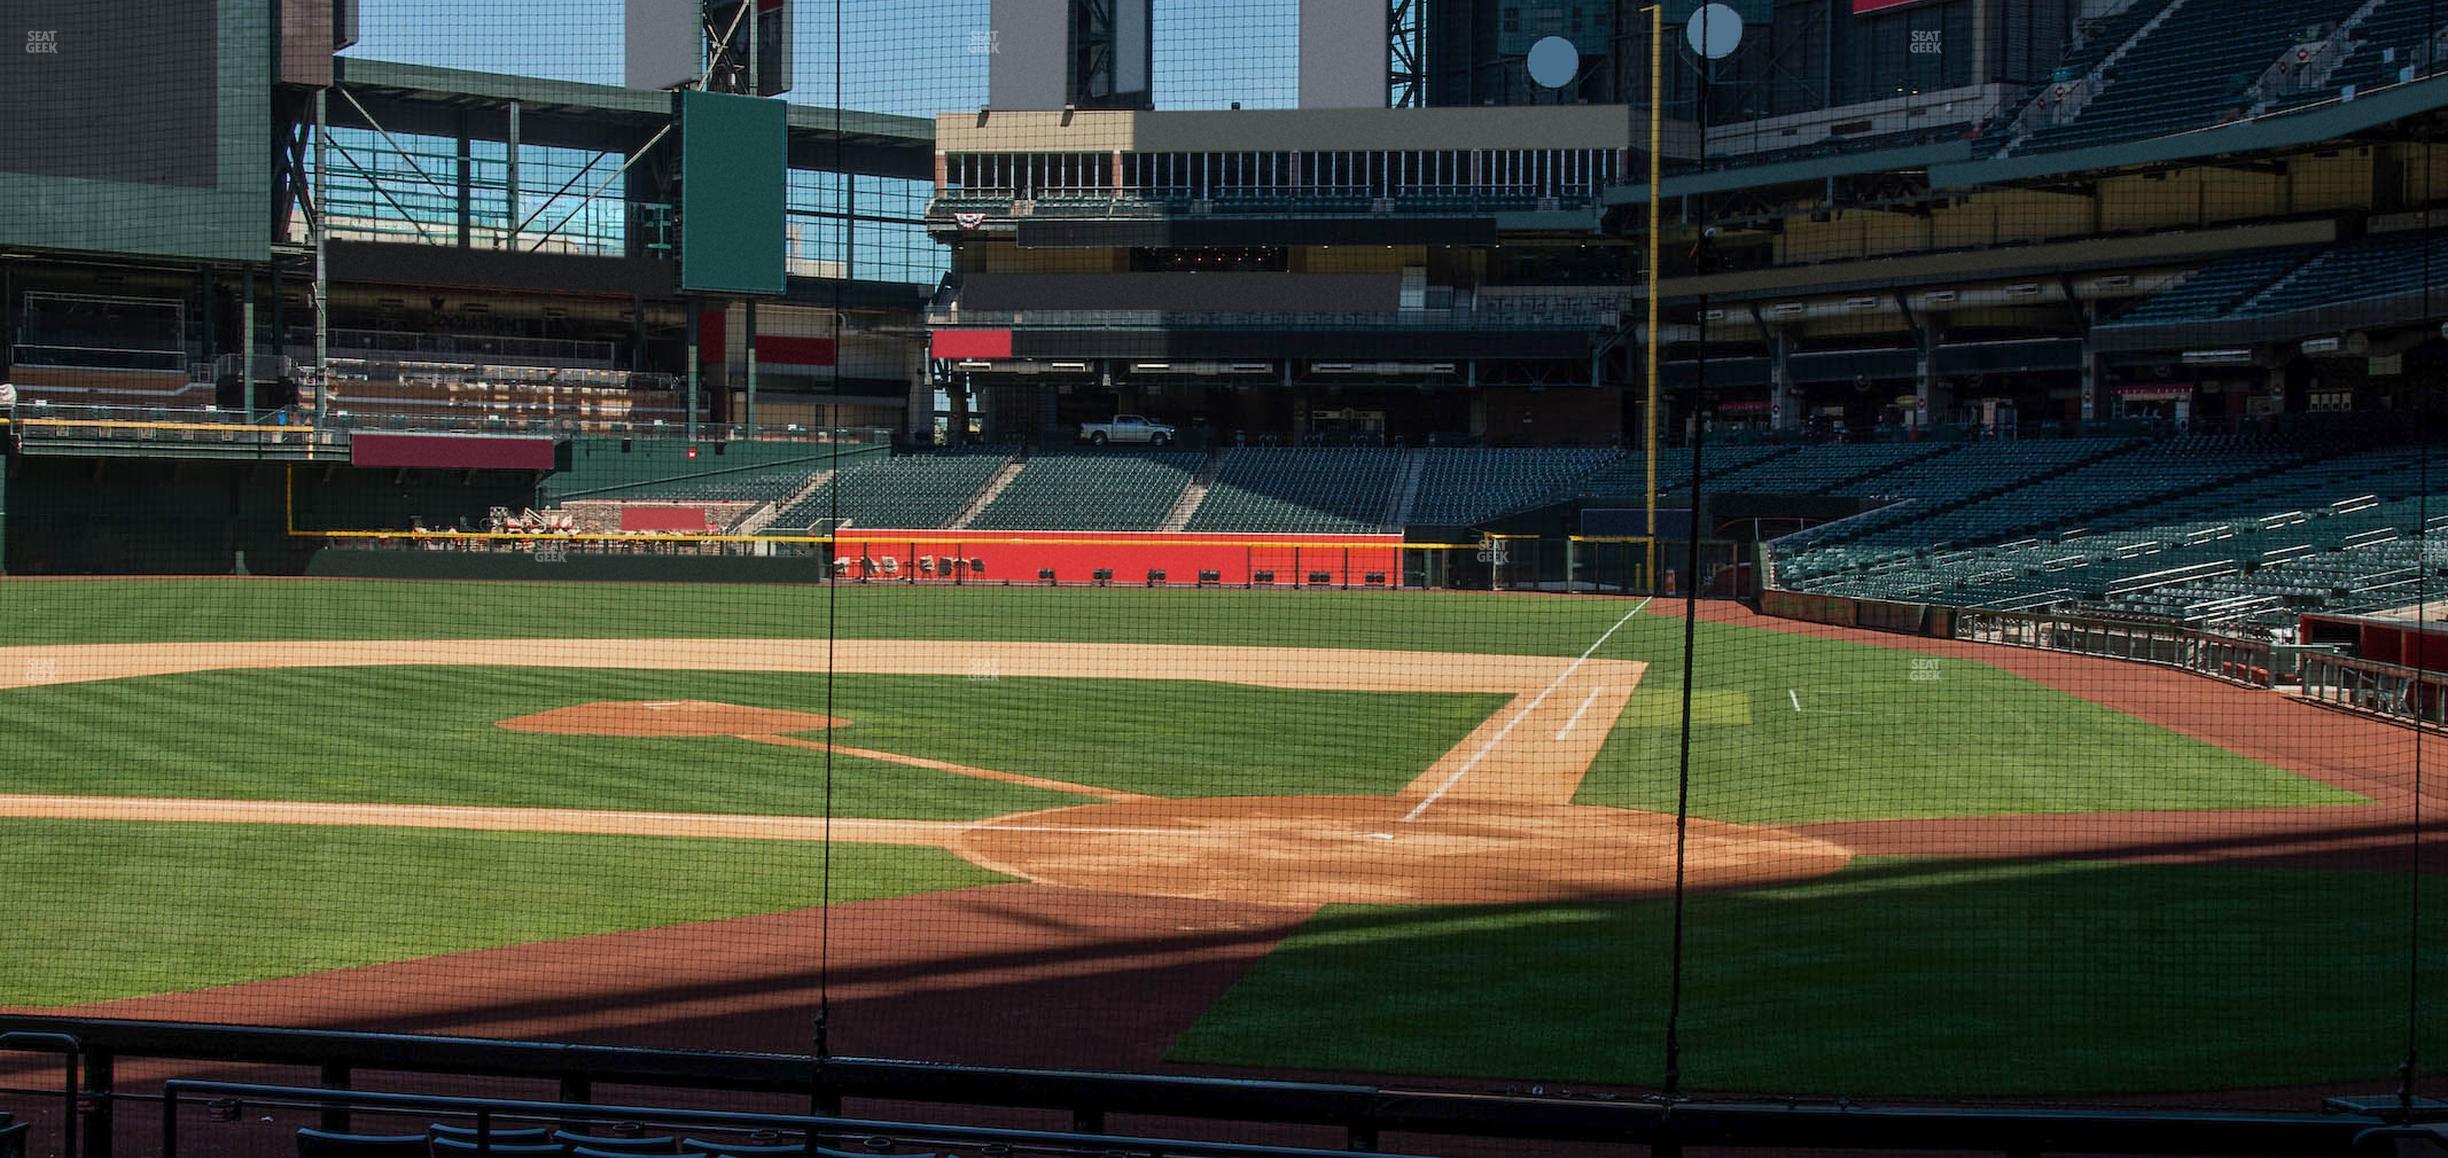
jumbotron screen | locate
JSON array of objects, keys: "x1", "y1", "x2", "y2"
[
  {"x1": 0, "y1": 2, "x2": 220, "y2": 187},
  {"x1": 0, "y1": 0, "x2": 267, "y2": 260}
]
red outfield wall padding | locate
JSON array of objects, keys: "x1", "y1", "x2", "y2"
[
  {"x1": 350, "y1": 432, "x2": 557, "y2": 471},
  {"x1": 834, "y1": 530, "x2": 1405, "y2": 586},
  {"x1": 929, "y1": 329, "x2": 1015, "y2": 360}
]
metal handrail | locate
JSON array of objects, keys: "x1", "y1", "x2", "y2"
[
  {"x1": 0, "y1": 1016, "x2": 2407, "y2": 1158},
  {"x1": 163, "y1": 1082, "x2": 1429, "y2": 1158}
]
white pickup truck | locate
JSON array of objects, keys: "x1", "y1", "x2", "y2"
[{"x1": 1078, "y1": 414, "x2": 1178, "y2": 446}]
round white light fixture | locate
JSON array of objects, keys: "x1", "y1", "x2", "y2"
[
  {"x1": 1526, "y1": 35, "x2": 1580, "y2": 88},
  {"x1": 1687, "y1": 2, "x2": 1745, "y2": 60}
]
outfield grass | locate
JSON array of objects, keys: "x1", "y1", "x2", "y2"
[
  {"x1": 1169, "y1": 858, "x2": 2437, "y2": 1095},
  {"x1": 0, "y1": 578, "x2": 1642, "y2": 656},
  {"x1": 1574, "y1": 634, "x2": 2364, "y2": 822},
  {"x1": 0, "y1": 581, "x2": 2359, "y2": 822},
  {"x1": 0, "y1": 667, "x2": 1503, "y2": 816},
  {"x1": 0, "y1": 819, "x2": 1005, "y2": 1007}
]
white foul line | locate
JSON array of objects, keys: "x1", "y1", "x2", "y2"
[
  {"x1": 1788, "y1": 688, "x2": 1802, "y2": 712},
  {"x1": 1400, "y1": 598, "x2": 1649, "y2": 824},
  {"x1": 1554, "y1": 686, "x2": 1608, "y2": 740}
]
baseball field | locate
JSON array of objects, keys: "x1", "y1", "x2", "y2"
[{"x1": 0, "y1": 577, "x2": 2436, "y2": 1099}]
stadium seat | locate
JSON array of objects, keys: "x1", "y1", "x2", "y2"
[
  {"x1": 430, "y1": 1140, "x2": 565, "y2": 1156},
  {"x1": 969, "y1": 451, "x2": 1204, "y2": 530},
  {"x1": 2016, "y1": 0, "x2": 2366, "y2": 154},
  {"x1": 1186, "y1": 448, "x2": 1405, "y2": 532},
  {"x1": 292, "y1": 1131, "x2": 432, "y2": 1158},
  {"x1": 770, "y1": 449, "x2": 1016, "y2": 531},
  {"x1": 428, "y1": 1126, "x2": 553, "y2": 1144},
  {"x1": 552, "y1": 1131, "x2": 680, "y2": 1153},
  {"x1": 2105, "y1": 248, "x2": 2319, "y2": 327},
  {"x1": 679, "y1": 1139, "x2": 805, "y2": 1157},
  {"x1": 1406, "y1": 448, "x2": 1616, "y2": 525}
]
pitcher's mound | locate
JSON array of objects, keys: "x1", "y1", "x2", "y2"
[
  {"x1": 953, "y1": 795, "x2": 1852, "y2": 907},
  {"x1": 499, "y1": 700, "x2": 845, "y2": 738}
]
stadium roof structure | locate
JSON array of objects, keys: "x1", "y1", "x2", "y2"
[{"x1": 332, "y1": 57, "x2": 934, "y2": 179}]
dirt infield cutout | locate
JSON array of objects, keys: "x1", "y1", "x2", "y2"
[
  {"x1": 500, "y1": 700, "x2": 845, "y2": 737},
  {"x1": 0, "y1": 636, "x2": 1864, "y2": 905}
]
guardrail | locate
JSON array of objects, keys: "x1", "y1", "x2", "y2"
[
  {"x1": 1955, "y1": 607, "x2": 2277, "y2": 687},
  {"x1": 0, "y1": 1017, "x2": 2408, "y2": 1158},
  {"x1": 926, "y1": 306, "x2": 1624, "y2": 331},
  {"x1": 4, "y1": 404, "x2": 897, "y2": 448},
  {"x1": 1757, "y1": 587, "x2": 1956, "y2": 637},
  {"x1": 2298, "y1": 650, "x2": 2448, "y2": 728},
  {"x1": 1757, "y1": 584, "x2": 2280, "y2": 686}
]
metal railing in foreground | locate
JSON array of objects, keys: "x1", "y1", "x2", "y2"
[
  {"x1": 2299, "y1": 650, "x2": 2448, "y2": 729},
  {"x1": 166, "y1": 1083, "x2": 1422, "y2": 1158},
  {"x1": 1954, "y1": 606, "x2": 2280, "y2": 688},
  {"x1": 1760, "y1": 586, "x2": 2281, "y2": 688},
  {"x1": 0, "y1": 1017, "x2": 2418, "y2": 1158},
  {"x1": 4, "y1": 404, "x2": 896, "y2": 448}
]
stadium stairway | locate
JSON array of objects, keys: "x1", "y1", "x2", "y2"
[
  {"x1": 1159, "y1": 453, "x2": 1224, "y2": 532},
  {"x1": 1384, "y1": 451, "x2": 1429, "y2": 528},
  {"x1": 949, "y1": 456, "x2": 1029, "y2": 530}
]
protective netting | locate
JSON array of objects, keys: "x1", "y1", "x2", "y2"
[{"x1": 1, "y1": 0, "x2": 2446, "y2": 1142}]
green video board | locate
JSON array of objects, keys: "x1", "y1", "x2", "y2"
[{"x1": 678, "y1": 89, "x2": 787, "y2": 296}]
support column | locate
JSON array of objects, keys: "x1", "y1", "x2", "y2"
[
  {"x1": 505, "y1": 101, "x2": 521, "y2": 248},
  {"x1": 1914, "y1": 312, "x2": 1947, "y2": 427},
  {"x1": 241, "y1": 268, "x2": 257, "y2": 421},
  {"x1": 909, "y1": 365, "x2": 934, "y2": 443},
  {"x1": 684, "y1": 302, "x2": 699, "y2": 441},
  {"x1": 629, "y1": 296, "x2": 645, "y2": 371},
  {"x1": 949, "y1": 371, "x2": 972, "y2": 448},
  {"x1": 198, "y1": 267, "x2": 215, "y2": 369},
  {"x1": 269, "y1": 259, "x2": 284, "y2": 407},
  {"x1": 1767, "y1": 325, "x2": 1801, "y2": 433},
  {"x1": 743, "y1": 299, "x2": 759, "y2": 432},
  {"x1": 843, "y1": 172, "x2": 858, "y2": 278},
  {"x1": 455, "y1": 114, "x2": 473, "y2": 249},
  {"x1": 314, "y1": 86, "x2": 330, "y2": 425},
  {"x1": 2079, "y1": 306, "x2": 2101, "y2": 424}
]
